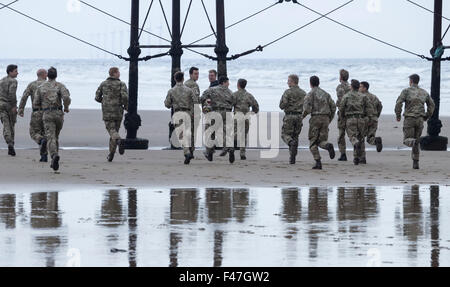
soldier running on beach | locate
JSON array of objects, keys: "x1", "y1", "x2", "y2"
[
  {"x1": 95, "y1": 67, "x2": 129, "y2": 162},
  {"x1": 34, "y1": 67, "x2": 71, "y2": 171},
  {"x1": 336, "y1": 69, "x2": 351, "y2": 161},
  {"x1": 395, "y1": 74, "x2": 435, "y2": 170},
  {"x1": 184, "y1": 67, "x2": 201, "y2": 158},
  {"x1": 18, "y1": 69, "x2": 48, "y2": 162},
  {"x1": 165, "y1": 71, "x2": 197, "y2": 165},
  {"x1": 359, "y1": 81, "x2": 383, "y2": 156},
  {"x1": 0, "y1": 64, "x2": 19, "y2": 156},
  {"x1": 339, "y1": 79, "x2": 374, "y2": 166},
  {"x1": 303, "y1": 76, "x2": 336, "y2": 170},
  {"x1": 279, "y1": 74, "x2": 306, "y2": 165}
]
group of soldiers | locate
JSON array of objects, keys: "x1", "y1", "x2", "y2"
[{"x1": 0, "y1": 64, "x2": 436, "y2": 172}]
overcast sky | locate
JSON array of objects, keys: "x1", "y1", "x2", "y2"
[{"x1": 0, "y1": 0, "x2": 446, "y2": 59}]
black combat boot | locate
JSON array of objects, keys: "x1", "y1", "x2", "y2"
[
  {"x1": 338, "y1": 153, "x2": 347, "y2": 161},
  {"x1": 326, "y1": 143, "x2": 336, "y2": 159},
  {"x1": 184, "y1": 154, "x2": 192, "y2": 165},
  {"x1": 107, "y1": 152, "x2": 115, "y2": 162},
  {"x1": 219, "y1": 150, "x2": 228, "y2": 157},
  {"x1": 40, "y1": 138, "x2": 47, "y2": 155},
  {"x1": 40, "y1": 154, "x2": 48, "y2": 163},
  {"x1": 312, "y1": 160, "x2": 322, "y2": 170},
  {"x1": 375, "y1": 137, "x2": 383, "y2": 152},
  {"x1": 118, "y1": 139, "x2": 125, "y2": 155},
  {"x1": 289, "y1": 141, "x2": 297, "y2": 165},
  {"x1": 203, "y1": 151, "x2": 213, "y2": 162},
  {"x1": 8, "y1": 145, "x2": 15, "y2": 156},
  {"x1": 413, "y1": 160, "x2": 419, "y2": 170},
  {"x1": 229, "y1": 150, "x2": 235, "y2": 164},
  {"x1": 241, "y1": 155, "x2": 247, "y2": 160},
  {"x1": 51, "y1": 155, "x2": 60, "y2": 171}
]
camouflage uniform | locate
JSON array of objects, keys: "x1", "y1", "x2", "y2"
[
  {"x1": 34, "y1": 80, "x2": 71, "y2": 159},
  {"x1": 200, "y1": 85, "x2": 235, "y2": 156},
  {"x1": 340, "y1": 90, "x2": 374, "y2": 162},
  {"x1": 95, "y1": 77, "x2": 128, "y2": 155},
  {"x1": 279, "y1": 85, "x2": 307, "y2": 147},
  {"x1": 336, "y1": 81, "x2": 351, "y2": 155},
  {"x1": 395, "y1": 84, "x2": 435, "y2": 161},
  {"x1": 18, "y1": 79, "x2": 47, "y2": 151},
  {"x1": 363, "y1": 91, "x2": 383, "y2": 145},
  {"x1": 233, "y1": 88, "x2": 259, "y2": 157},
  {"x1": 0, "y1": 76, "x2": 18, "y2": 147},
  {"x1": 165, "y1": 82, "x2": 197, "y2": 156},
  {"x1": 303, "y1": 87, "x2": 336, "y2": 161},
  {"x1": 184, "y1": 78, "x2": 201, "y2": 154}
]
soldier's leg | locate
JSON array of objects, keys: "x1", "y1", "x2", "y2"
[
  {"x1": 402, "y1": 117, "x2": 418, "y2": 161},
  {"x1": 44, "y1": 118, "x2": 58, "y2": 158},
  {"x1": 0, "y1": 110, "x2": 14, "y2": 146},
  {"x1": 358, "y1": 119, "x2": 367, "y2": 161},
  {"x1": 281, "y1": 116, "x2": 294, "y2": 146},
  {"x1": 55, "y1": 116, "x2": 64, "y2": 156},
  {"x1": 412, "y1": 118, "x2": 424, "y2": 161},
  {"x1": 366, "y1": 122, "x2": 377, "y2": 145},
  {"x1": 29, "y1": 112, "x2": 44, "y2": 145},
  {"x1": 240, "y1": 120, "x2": 250, "y2": 158},
  {"x1": 337, "y1": 119, "x2": 346, "y2": 155},
  {"x1": 190, "y1": 117, "x2": 196, "y2": 154},
  {"x1": 293, "y1": 116, "x2": 303, "y2": 147},
  {"x1": 309, "y1": 117, "x2": 321, "y2": 161},
  {"x1": 345, "y1": 119, "x2": 360, "y2": 160}
]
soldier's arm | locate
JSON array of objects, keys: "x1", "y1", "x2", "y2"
[
  {"x1": 250, "y1": 94, "x2": 259, "y2": 114},
  {"x1": 279, "y1": 91, "x2": 288, "y2": 110},
  {"x1": 9, "y1": 79, "x2": 18, "y2": 108},
  {"x1": 302, "y1": 94, "x2": 312, "y2": 118},
  {"x1": 329, "y1": 94, "x2": 337, "y2": 122},
  {"x1": 339, "y1": 97, "x2": 347, "y2": 119},
  {"x1": 18, "y1": 83, "x2": 32, "y2": 115},
  {"x1": 395, "y1": 90, "x2": 407, "y2": 120},
  {"x1": 121, "y1": 82, "x2": 129, "y2": 111},
  {"x1": 336, "y1": 86, "x2": 343, "y2": 107},
  {"x1": 60, "y1": 84, "x2": 71, "y2": 112},
  {"x1": 33, "y1": 88, "x2": 41, "y2": 108},
  {"x1": 164, "y1": 91, "x2": 172, "y2": 109},
  {"x1": 377, "y1": 99, "x2": 383, "y2": 118},
  {"x1": 425, "y1": 93, "x2": 435, "y2": 120},
  {"x1": 95, "y1": 83, "x2": 103, "y2": 103}
]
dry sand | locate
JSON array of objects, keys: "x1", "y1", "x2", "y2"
[{"x1": 0, "y1": 109, "x2": 448, "y2": 188}]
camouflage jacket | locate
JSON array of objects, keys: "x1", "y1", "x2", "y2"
[
  {"x1": 336, "y1": 81, "x2": 351, "y2": 108},
  {"x1": 34, "y1": 80, "x2": 71, "y2": 111},
  {"x1": 395, "y1": 84, "x2": 435, "y2": 119},
  {"x1": 339, "y1": 90, "x2": 375, "y2": 119},
  {"x1": 200, "y1": 85, "x2": 235, "y2": 111},
  {"x1": 165, "y1": 83, "x2": 197, "y2": 113},
  {"x1": 303, "y1": 87, "x2": 336, "y2": 121},
  {"x1": 19, "y1": 79, "x2": 46, "y2": 112},
  {"x1": 0, "y1": 76, "x2": 18, "y2": 110},
  {"x1": 279, "y1": 85, "x2": 307, "y2": 114},
  {"x1": 233, "y1": 89, "x2": 259, "y2": 114},
  {"x1": 95, "y1": 77, "x2": 128, "y2": 121},
  {"x1": 363, "y1": 91, "x2": 383, "y2": 121}
]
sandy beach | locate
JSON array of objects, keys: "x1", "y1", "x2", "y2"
[{"x1": 0, "y1": 109, "x2": 448, "y2": 188}]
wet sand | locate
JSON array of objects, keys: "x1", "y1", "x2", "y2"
[
  {"x1": 0, "y1": 149, "x2": 448, "y2": 189},
  {"x1": 0, "y1": 186, "x2": 448, "y2": 267}
]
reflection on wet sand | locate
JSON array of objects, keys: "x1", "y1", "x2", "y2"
[{"x1": 0, "y1": 185, "x2": 448, "y2": 267}]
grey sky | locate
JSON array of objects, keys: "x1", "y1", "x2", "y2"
[{"x1": 0, "y1": 0, "x2": 445, "y2": 59}]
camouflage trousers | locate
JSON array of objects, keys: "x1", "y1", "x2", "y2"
[
  {"x1": 403, "y1": 117, "x2": 424, "y2": 161},
  {"x1": 30, "y1": 111, "x2": 46, "y2": 149},
  {"x1": 104, "y1": 120, "x2": 122, "y2": 154},
  {"x1": 366, "y1": 120, "x2": 378, "y2": 145},
  {"x1": 282, "y1": 114, "x2": 303, "y2": 147},
  {"x1": 309, "y1": 115, "x2": 331, "y2": 161},
  {"x1": 337, "y1": 116, "x2": 346, "y2": 154},
  {"x1": 234, "y1": 118, "x2": 250, "y2": 157},
  {"x1": 43, "y1": 111, "x2": 64, "y2": 158},
  {"x1": 205, "y1": 111, "x2": 234, "y2": 156},
  {"x1": 345, "y1": 117, "x2": 367, "y2": 160},
  {"x1": 0, "y1": 107, "x2": 16, "y2": 146}
]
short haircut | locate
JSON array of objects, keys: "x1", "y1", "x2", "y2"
[
  {"x1": 409, "y1": 74, "x2": 420, "y2": 84},
  {"x1": 109, "y1": 67, "x2": 119, "y2": 77},
  {"x1": 310, "y1": 76, "x2": 320, "y2": 87},
  {"x1": 219, "y1": 76, "x2": 229, "y2": 85},
  {"x1": 189, "y1": 67, "x2": 199, "y2": 75},
  {"x1": 340, "y1": 69, "x2": 349, "y2": 81},
  {"x1": 288, "y1": 74, "x2": 299, "y2": 85},
  {"x1": 37, "y1": 69, "x2": 47, "y2": 77},
  {"x1": 6, "y1": 64, "x2": 17, "y2": 75},
  {"x1": 238, "y1": 79, "x2": 247, "y2": 89},
  {"x1": 360, "y1": 81, "x2": 370, "y2": 90},
  {"x1": 209, "y1": 69, "x2": 217, "y2": 76},
  {"x1": 351, "y1": 79, "x2": 360, "y2": 91},
  {"x1": 48, "y1": 67, "x2": 57, "y2": 79},
  {"x1": 174, "y1": 71, "x2": 184, "y2": 82}
]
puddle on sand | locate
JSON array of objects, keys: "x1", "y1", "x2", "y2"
[{"x1": 0, "y1": 185, "x2": 449, "y2": 267}]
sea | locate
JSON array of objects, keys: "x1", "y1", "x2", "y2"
[{"x1": 1, "y1": 58, "x2": 449, "y2": 116}]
